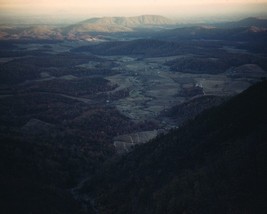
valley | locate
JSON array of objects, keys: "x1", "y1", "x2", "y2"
[
  {"x1": 0, "y1": 36, "x2": 266, "y2": 152},
  {"x1": 0, "y1": 15, "x2": 267, "y2": 213}
]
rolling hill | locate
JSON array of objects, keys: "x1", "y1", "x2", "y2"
[
  {"x1": 216, "y1": 17, "x2": 267, "y2": 28},
  {"x1": 71, "y1": 39, "x2": 181, "y2": 57},
  {"x1": 156, "y1": 25, "x2": 267, "y2": 42}
]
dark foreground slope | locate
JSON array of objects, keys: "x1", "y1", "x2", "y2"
[{"x1": 82, "y1": 80, "x2": 267, "y2": 214}]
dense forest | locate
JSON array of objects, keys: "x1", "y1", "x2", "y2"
[{"x1": 80, "y1": 80, "x2": 267, "y2": 214}]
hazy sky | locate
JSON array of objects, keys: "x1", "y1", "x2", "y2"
[{"x1": 1, "y1": 0, "x2": 267, "y2": 22}]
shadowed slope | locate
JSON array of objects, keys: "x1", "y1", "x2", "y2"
[{"x1": 82, "y1": 80, "x2": 267, "y2": 214}]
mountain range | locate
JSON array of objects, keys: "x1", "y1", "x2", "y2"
[
  {"x1": 0, "y1": 15, "x2": 175, "y2": 40},
  {"x1": 64, "y1": 15, "x2": 175, "y2": 33},
  {"x1": 0, "y1": 15, "x2": 267, "y2": 41}
]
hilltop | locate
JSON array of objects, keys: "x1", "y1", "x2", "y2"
[{"x1": 67, "y1": 15, "x2": 175, "y2": 32}]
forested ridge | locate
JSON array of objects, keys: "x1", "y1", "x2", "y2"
[{"x1": 81, "y1": 80, "x2": 267, "y2": 214}]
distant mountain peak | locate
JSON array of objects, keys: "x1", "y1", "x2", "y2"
[
  {"x1": 81, "y1": 15, "x2": 174, "y2": 26},
  {"x1": 66, "y1": 15, "x2": 175, "y2": 33}
]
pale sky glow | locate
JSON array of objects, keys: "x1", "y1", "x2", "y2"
[{"x1": 1, "y1": 0, "x2": 267, "y2": 22}]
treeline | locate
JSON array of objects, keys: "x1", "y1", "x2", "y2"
[
  {"x1": 165, "y1": 52, "x2": 267, "y2": 74},
  {"x1": 26, "y1": 77, "x2": 117, "y2": 98},
  {"x1": 0, "y1": 51, "x2": 115, "y2": 84}
]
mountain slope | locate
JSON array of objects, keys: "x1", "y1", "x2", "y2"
[
  {"x1": 80, "y1": 15, "x2": 174, "y2": 26},
  {"x1": 217, "y1": 17, "x2": 267, "y2": 28},
  {"x1": 156, "y1": 25, "x2": 267, "y2": 42},
  {"x1": 81, "y1": 80, "x2": 267, "y2": 214},
  {"x1": 64, "y1": 15, "x2": 174, "y2": 33}
]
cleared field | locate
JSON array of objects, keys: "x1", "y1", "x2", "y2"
[
  {"x1": 114, "y1": 130, "x2": 158, "y2": 153},
  {"x1": 1, "y1": 41, "x2": 266, "y2": 153},
  {"x1": 105, "y1": 55, "x2": 266, "y2": 127}
]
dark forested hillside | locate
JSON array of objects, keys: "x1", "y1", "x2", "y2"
[
  {"x1": 71, "y1": 39, "x2": 181, "y2": 57},
  {"x1": 81, "y1": 80, "x2": 267, "y2": 214},
  {"x1": 162, "y1": 95, "x2": 227, "y2": 126}
]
